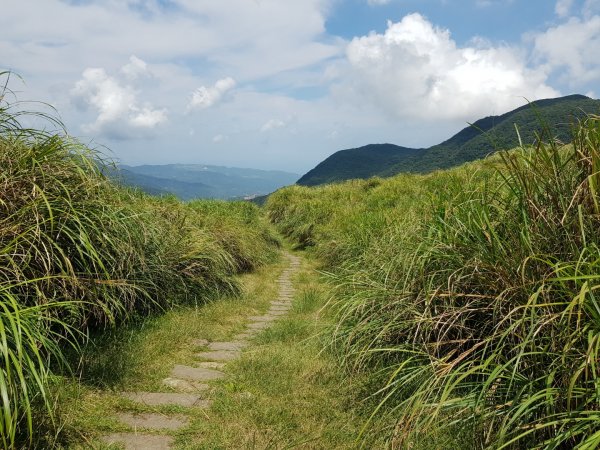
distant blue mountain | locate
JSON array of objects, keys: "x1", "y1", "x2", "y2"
[{"x1": 110, "y1": 164, "x2": 299, "y2": 200}]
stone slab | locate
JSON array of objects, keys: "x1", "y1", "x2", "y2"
[
  {"x1": 101, "y1": 433, "x2": 173, "y2": 450},
  {"x1": 270, "y1": 306, "x2": 291, "y2": 311},
  {"x1": 162, "y1": 377, "x2": 209, "y2": 393},
  {"x1": 267, "y1": 310, "x2": 288, "y2": 316},
  {"x1": 171, "y1": 364, "x2": 225, "y2": 381},
  {"x1": 208, "y1": 341, "x2": 247, "y2": 351},
  {"x1": 117, "y1": 412, "x2": 188, "y2": 430},
  {"x1": 247, "y1": 315, "x2": 275, "y2": 322},
  {"x1": 195, "y1": 350, "x2": 239, "y2": 361},
  {"x1": 197, "y1": 361, "x2": 226, "y2": 370},
  {"x1": 121, "y1": 392, "x2": 205, "y2": 408}
]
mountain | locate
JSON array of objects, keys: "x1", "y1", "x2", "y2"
[
  {"x1": 296, "y1": 144, "x2": 423, "y2": 187},
  {"x1": 110, "y1": 164, "x2": 299, "y2": 200},
  {"x1": 297, "y1": 95, "x2": 600, "y2": 186}
]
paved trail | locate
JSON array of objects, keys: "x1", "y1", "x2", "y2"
[{"x1": 101, "y1": 253, "x2": 301, "y2": 450}]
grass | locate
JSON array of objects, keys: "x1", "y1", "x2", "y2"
[
  {"x1": 50, "y1": 250, "x2": 387, "y2": 449},
  {"x1": 0, "y1": 73, "x2": 279, "y2": 448},
  {"x1": 267, "y1": 115, "x2": 600, "y2": 448}
]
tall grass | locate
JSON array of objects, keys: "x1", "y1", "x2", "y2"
[
  {"x1": 267, "y1": 115, "x2": 600, "y2": 448},
  {"x1": 0, "y1": 75, "x2": 279, "y2": 448}
]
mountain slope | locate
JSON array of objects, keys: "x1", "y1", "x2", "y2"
[
  {"x1": 116, "y1": 168, "x2": 216, "y2": 199},
  {"x1": 296, "y1": 144, "x2": 422, "y2": 187},
  {"x1": 298, "y1": 95, "x2": 600, "y2": 186}
]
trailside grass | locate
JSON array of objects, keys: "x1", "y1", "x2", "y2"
[
  {"x1": 0, "y1": 77, "x2": 279, "y2": 448},
  {"x1": 266, "y1": 116, "x2": 600, "y2": 449}
]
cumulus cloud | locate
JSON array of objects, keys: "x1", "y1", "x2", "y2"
[
  {"x1": 533, "y1": 15, "x2": 600, "y2": 86},
  {"x1": 341, "y1": 14, "x2": 558, "y2": 121},
  {"x1": 188, "y1": 77, "x2": 236, "y2": 111},
  {"x1": 71, "y1": 57, "x2": 167, "y2": 139}
]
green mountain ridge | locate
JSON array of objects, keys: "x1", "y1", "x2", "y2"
[{"x1": 297, "y1": 94, "x2": 600, "y2": 186}]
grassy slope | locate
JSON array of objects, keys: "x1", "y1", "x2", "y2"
[
  {"x1": 54, "y1": 251, "x2": 386, "y2": 449},
  {"x1": 267, "y1": 116, "x2": 600, "y2": 449}
]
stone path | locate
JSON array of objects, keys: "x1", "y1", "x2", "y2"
[{"x1": 101, "y1": 252, "x2": 301, "y2": 449}]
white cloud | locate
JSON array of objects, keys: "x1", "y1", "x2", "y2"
[
  {"x1": 129, "y1": 107, "x2": 167, "y2": 128},
  {"x1": 533, "y1": 15, "x2": 600, "y2": 86},
  {"x1": 121, "y1": 55, "x2": 149, "y2": 80},
  {"x1": 555, "y1": 0, "x2": 575, "y2": 17},
  {"x1": 260, "y1": 119, "x2": 287, "y2": 132},
  {"x1": 341, "y1": 14, "x2": 558, "y2": 121},
  {"x1": 188, "y1": 77, "x2": 236, "y2": 111},
  {"x1": 367, "y1": 0, "x2": 391, "y2": 5},
  {"x1": 71, "y1": 58, "x2": 167, "y2": 139}
]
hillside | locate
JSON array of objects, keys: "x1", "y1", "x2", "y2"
[
  {"x1": 296, "y1": 144, "x2": 422, "y2": 187},
  {"x1": 297, "y1": 94, "x2": 600, "y2": 186},
  {"x1": 112, "y1": 164, "x2": 299, "y2": 200}
]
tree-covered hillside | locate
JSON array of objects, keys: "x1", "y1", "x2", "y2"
[{"x1": 298, "y1": 94, "x2": 600, "y2": 186}]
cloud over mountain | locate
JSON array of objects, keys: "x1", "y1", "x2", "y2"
[{"x1": 342, "y1": 13, "x2": 558, "y2": 120}]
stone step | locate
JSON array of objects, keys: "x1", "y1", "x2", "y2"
[
  {"x1": 116, "y1": 412, "x2": 188, "y2": 430},
  {"x1": 195, "y1": 350, "x2": 240, "y2": 362},
  {"x1": 121, "y1": 392, "x2": 209, "y2": 408},
  {"x1": 208, "y1": 341, "x2": 248, "y2": 351},
  {"x1": 247, "y1": 315, "x2": 275, "y2": 322},
  {"x1": 101, "y1": 433, "x2": 173, "y2": 450},
  {"x1": 171, "y1": 364, "x2": 226, "y2": 381},
  {"x1": 197, "y1": 361, "x2": 226, "y2": 370},
  {"x1": 162, "y1": 377, "x2": 209, "y2": 393},
  {"x1": 270, "y1": 306, "x2": 291, "y2": 311}
]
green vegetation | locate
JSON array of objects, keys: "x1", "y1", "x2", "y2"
[
  {"x1": 52, "y1": 251, "x2": 386, "y2": 448},
  {"x1": 297, "y1": 94, "x2": 600, "y2": 186},
  {"x1": 0, "y1": 78, "x2": 278, "y2": 448},
  {"x1": 267, "y1": 115, "x2": 600, "y2": 448}
]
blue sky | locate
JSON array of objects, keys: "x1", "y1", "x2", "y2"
[
  {"x1": 329, "y1": 1, "x2": 557, "y2": 43},
  {"x1": 2, "y1": 0, "x2": 599, "y2": 172}
]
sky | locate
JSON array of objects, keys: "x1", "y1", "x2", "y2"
[{"x1": 2, "y1": 0, "x2": 599, "y2": 173}]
